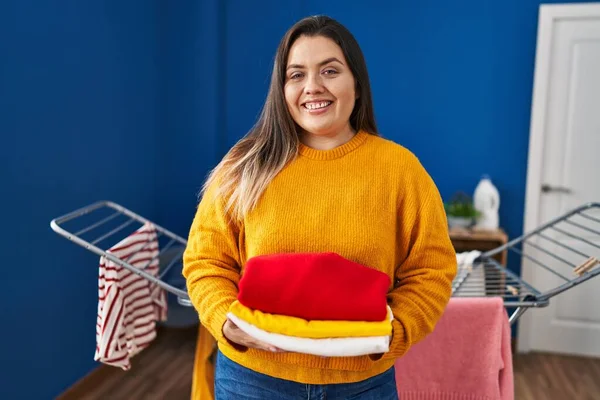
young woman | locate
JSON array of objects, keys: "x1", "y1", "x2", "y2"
[{"x1": 183, "y1": 15, "x2": 457, "y2": 400}]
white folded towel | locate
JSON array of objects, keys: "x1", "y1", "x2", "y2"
[{"x1": 226, "y1": 312, "x2": 391, "y2": 357}]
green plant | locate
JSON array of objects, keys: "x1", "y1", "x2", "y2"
[{"x1": 444, "y1": 192, "x2": 481, "y2": 218}]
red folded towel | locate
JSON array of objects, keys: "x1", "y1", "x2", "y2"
[{"x1": 238, "y1": 252, "x2": 391, "y2": 322}]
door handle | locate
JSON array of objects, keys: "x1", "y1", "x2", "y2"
[{"x1": 541, "y1": 184, "x2": 572, "y2": 194}]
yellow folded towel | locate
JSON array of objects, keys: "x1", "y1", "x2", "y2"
[{"x1": 228, "y1": 300, "x2": 393, "y2": 339}]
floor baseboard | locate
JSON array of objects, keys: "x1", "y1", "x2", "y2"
[{"x1": 56, "y1": 364, "x2": 115, "y2": 400}]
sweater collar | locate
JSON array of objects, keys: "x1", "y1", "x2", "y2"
[{"x1": 298, "y1": 130, "x2": 370, "y2": 160}]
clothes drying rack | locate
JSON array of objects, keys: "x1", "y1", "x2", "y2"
[{"x1": 50, "y1": 201, "x2": 600, "y2": 325}]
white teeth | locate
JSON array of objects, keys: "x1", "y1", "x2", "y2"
[{"x1": 304, "y1": 101, "x2": 332, "y2": 110}]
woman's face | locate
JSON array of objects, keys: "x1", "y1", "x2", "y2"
[{"x1": 284, "y1": 35, "x2": 357, "y2": 140}]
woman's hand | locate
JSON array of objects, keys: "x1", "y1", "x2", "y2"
[{"x1": 222, "y1": 318, "x2": 283, "y2": 352}]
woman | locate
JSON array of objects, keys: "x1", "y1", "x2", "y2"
[{"x1": 183, "y1": 15, "x2": 457, "y2": 399}]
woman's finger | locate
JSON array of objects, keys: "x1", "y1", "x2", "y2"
[
  {"x1": 254, "y1": 340, "x2": 280, "y2": 352},
  {"x1": 224, "y1": 319, "x2": 284, "y2": 352}
]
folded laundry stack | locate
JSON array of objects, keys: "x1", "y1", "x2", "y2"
[{"x1": 226, "y1": 252, "x2": 394, "y2": 357}]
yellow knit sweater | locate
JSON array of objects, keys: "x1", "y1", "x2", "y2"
[{"x1": 183, "y1": 130, "x2": 457, "y2": 384}]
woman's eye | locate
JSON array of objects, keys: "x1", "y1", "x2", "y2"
[
  {"x1": 290, "y1": 72, "x2": 303, "y2": 80},
  {"x1": 323, "y1": 69, "x2": 338, "y2": 75}
]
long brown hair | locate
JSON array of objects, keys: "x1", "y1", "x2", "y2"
[{"x1": 202, "y1": 15, "x2": 378, "y2": 221}]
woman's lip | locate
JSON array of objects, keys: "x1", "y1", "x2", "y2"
[
  {"x1": 302, "y1": 102, "x2": 333, "y2": 114},
  {"x1": 302, "y1": 100, "x2": 333, "y2": 107}
]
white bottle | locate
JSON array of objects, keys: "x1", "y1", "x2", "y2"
[{"x1": 473, "y1": 175, "x2": 500, "y2": 230}]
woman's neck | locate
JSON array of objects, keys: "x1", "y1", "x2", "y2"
[{"x1": 299, "y1": 126, "x2": 356, "y2": 150}]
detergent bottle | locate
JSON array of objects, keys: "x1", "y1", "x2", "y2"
[{"x1": 473, "y1": 175, "x2": 500, "y2": 230}]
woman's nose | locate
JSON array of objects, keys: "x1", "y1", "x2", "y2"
[{"x1": 304, "y1": 73, "x2": 325, "y2": 94}]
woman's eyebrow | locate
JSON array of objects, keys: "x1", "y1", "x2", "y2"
[{"x1": 286, "y1": 57, "x2": 345, "y2": 70}]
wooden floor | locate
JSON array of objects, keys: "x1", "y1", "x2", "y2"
[
  {"x1": 61, "y1": 325, "x2": 600, "y2": 400},
  {"x1": 60, "y1": 326, "x2": 198, "y2": 400},
  {"x1": 513, "y1": 351, "x2": 600, "y2": 400}
]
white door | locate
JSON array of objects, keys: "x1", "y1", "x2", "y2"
[{"x1": 520, "y1": 3, "x2": 600, "y2": 357}]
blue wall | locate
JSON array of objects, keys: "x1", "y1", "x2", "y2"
[
  {"x1": 3, "y1": 0, "x2": 596, "y2": 398},
  {"x1": 157, "y1": 0, "x2": 224, "y2": 236},
  {"x1": 1, "y1": 1, "x2": 161, "y2": 398},
  {"x1": 1, "y1": 1, "x2": 223, "y2": 397}
]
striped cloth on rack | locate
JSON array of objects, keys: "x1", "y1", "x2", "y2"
[{"x1": 95, "y1": 222, "x2": 167, "y2": 370}]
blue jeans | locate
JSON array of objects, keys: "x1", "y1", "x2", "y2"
[{"x1": 214, "y1": 350, "x2": 399, "y2": 399}]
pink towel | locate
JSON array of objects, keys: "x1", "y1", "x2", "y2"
[{"x1": 395, "y1": 297, "x2": 513, "y2": 400}]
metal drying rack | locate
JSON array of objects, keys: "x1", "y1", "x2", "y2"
[
  {"x1": 452, "y1": 202, "x2": 600, "y2": 325},
  {"x1": 51, "y1": 201, "x2": 193, "y2": 307},
  {"x1": 50, "y1": 201, "x2": 600, "y2": 325}
]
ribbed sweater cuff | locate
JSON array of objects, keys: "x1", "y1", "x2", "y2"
[
  {"x1": 399, "y1": 392, "x2": 492, "y2": 400},
  {"x1": 188, "y1": 282, "x2": 236, "y2": 346},
  {"x1": 385, "y1": 319, "x2": 409, "y2": 358},
  {"x1": 209, "y1": 297, "x2": 249, "y2": 352},
  {"x1": 209, "y1": 302, "x2": 231, "y2": 342}
]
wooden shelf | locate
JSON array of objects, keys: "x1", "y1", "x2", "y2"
[
  {"x1": 449, "y1": 227, "x2": 508, "y2": 243},
  {"x1": 449, "y1": 227, "x2": 508, "y2": 265}
]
